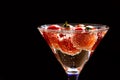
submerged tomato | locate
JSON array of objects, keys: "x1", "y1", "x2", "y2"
[
  {"x1": 58, "y1": 38, "x2": 80, "y2": 54},
  {"x1": 72, "y1": 32, "x2": 98, "y2": 50}
]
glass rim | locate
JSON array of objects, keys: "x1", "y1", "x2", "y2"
[{"x1": 38, "y1": 23, "x2": 109, "y2": 32}]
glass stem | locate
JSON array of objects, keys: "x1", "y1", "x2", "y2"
[{"x1": 67, "y1": 74, "x2": 79, "y2": 80}]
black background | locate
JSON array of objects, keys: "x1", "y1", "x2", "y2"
[{"x1": 1, "y1": 1, "x2": 120, "y2": 80}]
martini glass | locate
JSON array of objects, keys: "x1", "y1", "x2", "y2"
[{"x1": 37, "y1": 23, "x2": 109, "y2": 80}]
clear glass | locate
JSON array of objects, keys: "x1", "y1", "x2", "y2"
[{"x1": 37, "y1": 23, "x2": 109, "y2": 80}]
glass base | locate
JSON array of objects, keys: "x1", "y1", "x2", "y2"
[{"x1": 67, "y1": 74, "x2": 79, "y2": 80}]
